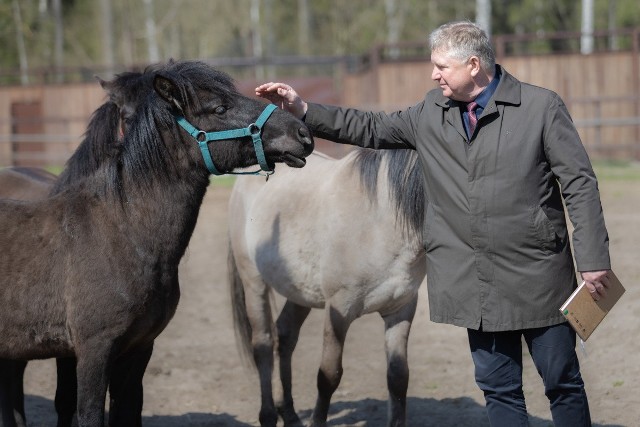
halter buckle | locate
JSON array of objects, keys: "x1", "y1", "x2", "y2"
[
  {"x1": 248, "y1": 123, "x2": 260, "y2": 135},
  {"x1": 196, "y1": 130, "x2": 207, "y2": 142}
]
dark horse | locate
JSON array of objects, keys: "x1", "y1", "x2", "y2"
[
  {"x1": 0, "y1": 60, "x2": 313, "y2": 427},
  {"x1": 0, "y1": 73, "x2": 149, "y2": 427}
]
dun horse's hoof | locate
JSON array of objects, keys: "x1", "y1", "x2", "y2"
[
  {"x1": 306, "y1": 420, "x2": 327, "y2": 427},
  {"x1": 277, "y1": 408, "x2": 303, "y2": 427},
  {"x1": 282, "y1": 414, "x2": 304, "y2": 427}
]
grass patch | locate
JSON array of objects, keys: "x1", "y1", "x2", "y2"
[
  {"x1": 592, "y1": 160, "x2": 640, "y2": 181},
  {"x1": 45, "y1": 166, "x2": 64, "y2": 175},
  {"x1": 209, "y1": 175, "x2": 237, "y2": 187}
]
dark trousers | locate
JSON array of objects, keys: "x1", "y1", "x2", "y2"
[{"x1": 467, "y1": 322, "x2": 591, "y2": 427}]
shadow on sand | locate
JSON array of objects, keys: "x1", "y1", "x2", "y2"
[{"x1": 24, "y1": 394, "x2": 625, "y2": 427}]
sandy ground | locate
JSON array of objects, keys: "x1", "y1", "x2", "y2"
[{"x1": 21, "y1": 173, "x2": 640, "y2": 427}]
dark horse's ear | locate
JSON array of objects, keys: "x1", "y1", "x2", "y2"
[
  {"x1": 97, "y1": 76, "x2": 124, "y2": 107},
  {"x1": 154, "y1": 75, "x2": 184, "y2": 113}
]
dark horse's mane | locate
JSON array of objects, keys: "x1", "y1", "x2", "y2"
[
  {"x1": 50, "y1": 69, "x2": 154, "y2": 195},
  {"x1": 353, "y1": 149, "x2": 424, "y2": 242},
  {"x1": 51, "y1": 61, "x2": 238, "y2": 199},
  {"x1": 111, "y1": 61, "x2": 237, "y2": 196},
  {"x1": 50, "y1": 101, "x2": 122, "y2": 195}
]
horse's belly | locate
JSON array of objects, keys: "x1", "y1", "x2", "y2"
[
  {"x1": 362, "y1": 278, "x2": 422, "y2": 315},
  {"x1": 264, "y1": 276, "x2": 326, "y2": 308},
  {"x1": 0, "y1": 320, "x2": 72, "y2": 359},
  {"x1": 260, "y1": 253, "x2": 425, "y2": 315}
]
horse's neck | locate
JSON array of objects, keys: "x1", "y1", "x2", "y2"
[{"x1": 108, "y1": 173, "x2": 209, "y2": 264}]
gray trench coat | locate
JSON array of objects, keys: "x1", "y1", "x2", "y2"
[{"x1": 304, "y1": 66, "x2": 610, "y2": 331}]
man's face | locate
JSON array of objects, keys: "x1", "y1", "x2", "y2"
[{"x1": 430, "y1": 50, "x2": 476, "y2": 102}]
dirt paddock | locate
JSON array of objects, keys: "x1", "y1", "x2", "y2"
[{"x1": 21, "y1": 169, "x2": 640, "y2": 427}]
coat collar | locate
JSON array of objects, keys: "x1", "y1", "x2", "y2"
[{"x1": 434, "y1": 65, "x2": 521, "y2": 111}]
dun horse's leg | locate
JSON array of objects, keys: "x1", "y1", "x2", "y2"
[
  {"x1": 381, "y1": 298, "x2": 417, "y2": 427},
  {"x1": 275, "y1": 301, "x2": 311, "y2": 427},
  {"x1": 107, "y1": 344, "x2": 153, "y2": 427},
  {"x1": 0, "y1": 359, "x2": 27, "y2": 427},
  {"x1": 244, "y1": 285, "x2": 278, "y2": 427},
  {"x1": 55, "y1": 357, "x2": 77, "y2": 427},
  {"x1": 309, "y1": 305, "x2": 353, "y2": 427}
]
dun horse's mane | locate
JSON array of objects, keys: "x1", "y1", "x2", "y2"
[{"x1": 353, "y1": 149, "x2": 424, "y2": 242}]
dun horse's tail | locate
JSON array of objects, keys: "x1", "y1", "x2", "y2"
[{"x1": 227, "y1": 242, "x2": 255, "y2": 368}]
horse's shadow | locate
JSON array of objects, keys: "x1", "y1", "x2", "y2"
[
  {"x1": 24, "y1": 395, "x2": 626, "y2": 427},
  {"x1": 23, "y1": 395, "x2": 254, "y2": 427}
]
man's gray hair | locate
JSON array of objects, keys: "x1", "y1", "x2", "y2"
[{"x1": 429, "y1": 21, "x2": 496, "y2": 73}]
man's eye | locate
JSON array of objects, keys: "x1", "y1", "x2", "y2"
[{"x1": 214, "y1": 105, "x2": 227, "y2": 114}]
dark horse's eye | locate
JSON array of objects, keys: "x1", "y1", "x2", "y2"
[{"x1": 214, "y1": 105, "x2": 227, "y2": 115}]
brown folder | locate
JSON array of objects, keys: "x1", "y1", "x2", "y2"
[{"x1": 560, "y1": 270, "x2": 626, "y2": 341}]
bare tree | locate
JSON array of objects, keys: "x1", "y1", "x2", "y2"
[
  {"x1": 100, "y1": 0, "x2": 115, "y2": 74},
  {"x1": 581, "y1": 0, "x2": 594, "y2": 54},
  {"x1": 476, "y1": 0, "x2": 492, "y2": 39},
  {"x1": 384, "y1": 0, "x2": 408, "y2": 59},
  {"x1": 608, "y1": 0, "x2": 618, "y2": 50},
  {"x1": 298, "y1": 0, "x2": 311, "y2": 56},
  {"x1": 143, "y1": 0, "x2": 160, "y2": 63},
  {"x1": 52, "y1": 0, "x2": 64, "y2": 82},
  {"x1": 11, "y1": 0, "x2": 29, "y2": 85},
  {"x1": 250, "y1": 0, "x2": 264, "y2": 79}
]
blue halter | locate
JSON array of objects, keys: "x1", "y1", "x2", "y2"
[{"x1": 175, "y1": 103, "x2": 277, "y2": 176}]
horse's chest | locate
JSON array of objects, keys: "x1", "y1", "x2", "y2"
[
  {"x1": 123, "y1": 279, "x2": 180, "y2": 347},
  {"x1": 144, "y1": 284, "x2": 180, "y2": 335}
]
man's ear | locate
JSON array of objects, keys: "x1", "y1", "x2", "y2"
[
  {"x1": 468, "y1": 56, "x2": 481, "y2": 77},
  {"x1": 154, "y1": 75, "x2": 183, "y2": 112}
]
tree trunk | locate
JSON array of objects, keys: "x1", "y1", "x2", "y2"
[
  {"x1": 476, "y1": 0, "x2": 492, "y2": 39},
  {"x1": 11, "y1": 0, "x2": 29, "y2": 85},
  {"x1": 143, "y1": 0, "x2": 160, "y2": 63},
  {"x1": 297, "y1": 0, "x2": 310, "y2": 56},
  {"x1": 250, "y1": 0, "x2": 264, "y2": 80},
  {"x1": 52, "y1": 0, "x2": 64, "y2": 82},
  {"x1": 384, "y1": 0, "x2": 407, "y2": 59},
  {"x1": 100, "y1": 0, "x2": 115, "y2": 75}
]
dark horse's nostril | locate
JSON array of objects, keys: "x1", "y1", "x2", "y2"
[{"x1": 298, "y1": 126, "x2": 312, "y2": 144}]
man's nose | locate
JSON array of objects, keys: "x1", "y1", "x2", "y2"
[{"x1": 431, "y1": 67, "x2": 439, "y2": 81}]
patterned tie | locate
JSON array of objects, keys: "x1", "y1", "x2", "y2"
[{"x1": 466, "y1": 101, "x2": 479, "y2": 137}]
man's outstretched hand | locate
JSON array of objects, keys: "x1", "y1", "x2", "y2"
[{"x1": 255, "y1": 82, "x2": 308, "y2": 119}]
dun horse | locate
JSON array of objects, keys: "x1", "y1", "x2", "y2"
[
  {"x1": 228, "y1": 149, "x2": 426, "y2": 427},
  {"x1": 0, "y1": 72, "x2": 151, "y2": 427},
  {"x1": 0, "y1": 60, "x2": 313, "y2": 427}
]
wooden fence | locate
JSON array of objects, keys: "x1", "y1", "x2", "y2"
[
  {"x1": 1, "y1": 29, "x2": 640, "y2": 166},
  {"x1": 342, "y1": 29, "x2": 640, "y2": 160}
]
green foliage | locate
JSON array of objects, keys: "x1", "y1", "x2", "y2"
[{"x1": 2, "y1": 0, "x2": 640, "y2": 81}]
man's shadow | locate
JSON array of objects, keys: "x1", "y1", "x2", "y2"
[{"x1": 296, "y1": 396, "x2": 625, "y2": 427}]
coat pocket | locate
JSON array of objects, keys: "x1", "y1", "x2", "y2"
[{"x1": 530, "y1": 206, "x2": 559, "y2": 251}]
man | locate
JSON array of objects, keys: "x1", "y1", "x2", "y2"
[{"x1": 256, "y1": 21, "x2": 611, "y2": 427}]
